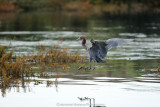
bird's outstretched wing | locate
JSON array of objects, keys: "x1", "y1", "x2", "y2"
[
  {"x1": 90, "y1": 38, "x2": 132, "y2": 58},
  {"x1": 106, "y1": 38, "x2": 132, "y2": 50}
]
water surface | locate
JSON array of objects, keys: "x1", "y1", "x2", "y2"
[{"x1": 0, "y1": 12, "x2": 160, "y2": 107}]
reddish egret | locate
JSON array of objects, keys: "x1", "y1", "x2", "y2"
[{"x1": 77, "y1": 36, "x2": 132, "y2": 70}]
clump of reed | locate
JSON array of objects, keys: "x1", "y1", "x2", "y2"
[
  {"x1": 0, "y1": 46, "x2": 31, "y2": 77},
  {"x1": 0, "y1": 44, "x2": 86, "y2": 93},
  {"x1": 25, "y1": 45, "x2": 85, "y2": 65},
  {"x1": 0, "y1": 46, "x2": 32, "y2": 92}
]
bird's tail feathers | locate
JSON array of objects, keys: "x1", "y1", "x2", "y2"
[{"x1": 95, "y1": 57, "x2": 106, "y2": 63}]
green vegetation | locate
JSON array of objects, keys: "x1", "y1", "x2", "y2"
[{"x1": 0, "y1": 0, "x2": 160, "y2": 14}]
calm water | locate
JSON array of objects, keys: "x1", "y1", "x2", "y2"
[{"x1": 0, "y1": 12, "x2": 160, "y2": 107}]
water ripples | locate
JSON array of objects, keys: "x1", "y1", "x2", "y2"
[{"x1": 0, "y1": 29, "x2": 160, "y2": 60}]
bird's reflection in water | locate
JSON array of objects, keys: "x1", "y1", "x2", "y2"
[{"x1": 78, "y1": 97, "x2": 106, "y2": 107}]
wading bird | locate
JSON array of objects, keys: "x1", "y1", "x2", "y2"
[{"x1": 77, "y1": 36, "x2": 132, "y2": 70}]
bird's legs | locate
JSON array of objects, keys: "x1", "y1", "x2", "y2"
[
  {"x1": 78, "y1": 58, "x2": 92, "y2": 70},
  {"x1": 93, "y1": 61, "x2": 95, "y2": 70},
  {"x1": 85, "y1": 58, "x2": 92, "y2": 70},
  {"x1": 87, "y1": 59, "x2": 96, "y2": 70}
]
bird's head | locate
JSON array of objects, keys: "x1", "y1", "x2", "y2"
[{"x1": 77, "y1": 36, "x2": 85, "y2": 40}]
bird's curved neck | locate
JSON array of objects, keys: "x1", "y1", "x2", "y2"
[{"x1": 82, "y1": 38, "x2": 88, "y2": 51}]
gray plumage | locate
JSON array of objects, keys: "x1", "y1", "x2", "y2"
[
  {"x1": 77, "y1": 36, "x2": 132, "y2": 70},
  {"x1": 88, "y1": 38, "x2": 132, "y2": 63},
  {"x1": 89, "y1": 40, "x2": 107, "y2": 63}
]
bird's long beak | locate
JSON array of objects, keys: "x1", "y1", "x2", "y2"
[{"x1": 76, "y1": 37, "x2": 80, "y2": 40}]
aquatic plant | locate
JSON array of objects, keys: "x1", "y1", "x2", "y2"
[
  {"x1": 157, "y1": 67, "x2": 160, "y2": 72},
  {"x1": 0, "y1": 46, "x2": 32, "y2": 94},
  {"x1": 0, "y1": 44, "x2": 86, "y2": 94},
  {"x1": 0, "y1": 47, "x2": 31, "y2": 77},
  {"x1": 25, "y1": 44, "x2": 85, "y2": 65}
]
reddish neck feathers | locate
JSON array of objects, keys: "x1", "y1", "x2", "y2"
[
  {"x1": 82, "y1": 38, "x2": 88, "y2": 51},
  {"x1": 82, "y1": 38, "x2": 86, "y2": 45}
]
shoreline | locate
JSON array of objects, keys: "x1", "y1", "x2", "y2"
[{"x1": 0, "y1": 1, "x2": 160, "y2": 15}]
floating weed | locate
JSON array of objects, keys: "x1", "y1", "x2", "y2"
[
  {"x1": 46, "y1": 80, "x2": 53, "y2": 87},
  {"x1": 144, "y1": 68, "x2": 146, "y2": 72},
  {"x1": 34, "y1": 80, "x2": 43, "y2": 85},
  {"x1": 61, "y1": 64, "x2": 69, "y2": 70},
  {"x1": 157, "y1": 67, "x2": 160, "y2": 73}
]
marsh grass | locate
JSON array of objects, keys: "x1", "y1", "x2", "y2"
[
  {"x1": 0, "y1": 45, "x2": 32, "y2": 95},
  {"x1": 25, "y1": 44, "x2": 85, "y2": 64},
  {"x1": 0, "y1": 44, "x2": 86, "y2": 96}
]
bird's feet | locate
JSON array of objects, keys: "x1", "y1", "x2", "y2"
[
  {"x1": 78, "y1": 67, "x2": 84, "y2": 70},
  {"x1": 78, "y1": 67, "x2": 91, "y2": 70},
  {"x1": 84, "y1": 67, "x2": 91, "y2": 70}
]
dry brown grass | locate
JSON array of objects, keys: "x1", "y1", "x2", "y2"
[
  {"x1": 64, "y1": 1, "x2": 93, "y2": 12},
  {"x1": 25, "y1": 44, "x2": 85, "y2": 65},
  {"x1": 0, "y1": 2, "x2": 17, "y2": 12},
  {"x1": 94, "y1": 2, "x2": 160, "y2": 14},
  {"x1": 0, "y1": 44, "x2": 85, "y2": 93}
]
